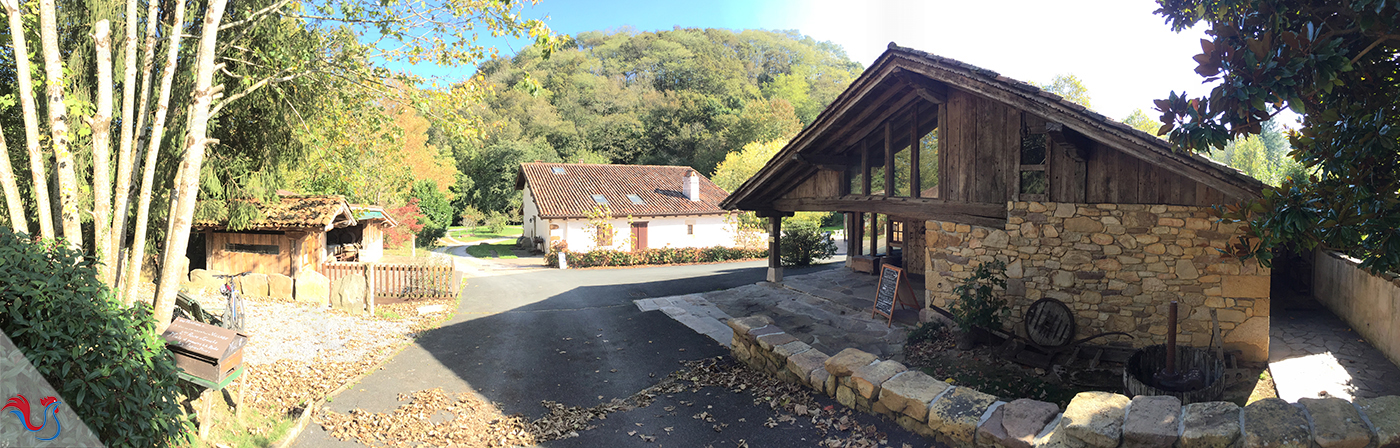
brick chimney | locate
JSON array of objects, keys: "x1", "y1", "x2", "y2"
[{"x1": 683, "y1": 170, "x2": 700, "y2": 201}]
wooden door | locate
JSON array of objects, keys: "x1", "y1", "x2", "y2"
[{"x1": 631, "y1": 222, "x2": 648, "y2": 251}]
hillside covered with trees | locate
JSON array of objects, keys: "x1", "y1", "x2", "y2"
[{"x1": 446, "y1": 28, "x2": 864, "y2": 217}]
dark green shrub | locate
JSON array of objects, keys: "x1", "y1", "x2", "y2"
[
  {"x1": 545, "y1": 246, "x2": 767, "y2": 268},
  {"x1": 949, "y1": 260, "x2": 1009, "y2": 331},
  {"x1": 779, "y1": 220, "x2": 838, "y2": 266},
  {"x1": 484, "y1": 212, "x2": 510, "y2": 234},
  {"x1": 0, "y1": 228, "x2": 191, "y2": 446}
]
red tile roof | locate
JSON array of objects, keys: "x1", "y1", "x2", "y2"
[
  {"x1": 516, "y1": 163, "x2": 729, "y2": 219},
  {"x1": 194, "y1": 195, "x2": 355, "y2": 230}
]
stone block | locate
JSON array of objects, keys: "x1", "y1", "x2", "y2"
[
  {"x1": 747, "y1": 324, "x2": 783, "y2": 339},
  {"x1": 836, "y1": 384, "x2": 856, "y2": 408},
  {"x1": 1180, "y1": 401, "x2": 1239, "y2": 448},
  {"x1": 1054, "y1": 203, "x2": 1077, "y2": 218},
  {"x1": 1034, "y1": 415, "x2": 1087, "y2": 448},
  {"x1": 294, "y1": 271, "x2": 330, "y2": 306},
  {"x1": 1122, "y1": 395, "x2": 1180, "y2": 448},
  {"x1": 928, "y1": 387, "x2": 999, "y2": 445},
  {"x1": 1241, "y1": 398, "x2": 1310, "y2": 448},
  {"x1": 756, "y1": 332, "x2": 797, "y2": 350},
  {"x1": 186, "y1": 269, "x2": 226, "y2": 293},
  {"x1": 238, "y1": 273, "x2": 269, "y2": 297},
  {"x1": 899, "y1": 414, "x2": 938, "y2": 438},
  {"x1": 990, "y1": 398, "x2": 1060, "y2": 448},
  {"x1": 877, "y1": 371, "x2": 950, "y2": 422},
  {"x1": 1356, "y1": 396, "x2": 1400, "y2": 448},
  {"x1": 852, "y1": 360, "x2": 906, "y2": 399},
  {"x1": 726, "y1": 315, "x2": 772, "y2": 336},
  {"x1": 1222, "y1": 275, "x2": 1270, "y2": 298},
  {"x1": 1062, "y1": 391, "x2": 1130, "y2": 448},
  {"x1": 823, "y1": 370, "x2": 837, "y2": 397},
  {"x1": 825, "y1": 348, "x2": 878, "y2": 377},
  {"x1": 985, "y1": 230, "x2": 1011, "y2": 249},
  {"x1": 809, "y1": 368, "x2": 831, "y2": 393},
  {"x1": 1300, "y1": 397, "x2": 1372, "y2": 448},
  {"x1": 1064, "y1": 217, "x2": 1103, "y2": 234},
  {"x1": 1223, "y1": 316, "x2": 1269, "y2": 363},
  {"x1": 268, "y1": 273, "x2": 293, "y2": 299},
  {"x1": 772, "y1": 340, "x2": 811, "y2": 359},
  {"x1": 330, "y1": 273, "x2": 369, "y2": 314},
  {"x1": 786, "y1": 348, "x2": 828, "y2": 379}
]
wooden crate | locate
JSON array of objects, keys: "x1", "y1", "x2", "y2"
[{"x1": 162, "y1": 318, "x2": 249, "y2": 384}]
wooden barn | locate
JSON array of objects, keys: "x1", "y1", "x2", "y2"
[
  {"x1": 721, "y1": 44, "x2": 1274, "y2": 362},
  {"x1": 191, "y1": 195, "x2": 357, "y2": 277}
]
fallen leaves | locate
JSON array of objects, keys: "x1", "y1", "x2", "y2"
[{"x1": 317, "y1": 389, "x2": 534, "y2": 447}]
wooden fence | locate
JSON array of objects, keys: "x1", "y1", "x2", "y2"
[{"x1": 322, "y1": 261, "x2": 460, "y2": 303}]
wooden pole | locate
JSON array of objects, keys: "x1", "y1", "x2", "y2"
[
  {"x1": 767, "y1": 216, "x2": 782, "y2": 283},
  {"x1": 910, "y1": 104, "x2": 920, "y2": 198}
]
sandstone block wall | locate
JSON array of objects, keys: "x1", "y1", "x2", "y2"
[
  {"x1": 1312, "y1": 250, "x2": 1400, "y2": 369},
  {"x1": 728, "y1": 319, "x2": 1400, "y2": 448},
  {"x1": 924, "y1": 202, "x2": 1271, "y2": 362}
]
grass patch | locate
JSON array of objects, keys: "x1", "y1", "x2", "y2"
[
  {"x1": 465, "y1": 243, "x2": 519, "y2": 259},
  {"x1": 376, "y1": 309, "x2": 404, "y2": 320},
  {"x1": 446, "y1": 225, "x2": 522, "y2": 243},
  {"x1": 819, "y1": 225, "x2": 843, "y2": 233},
  {"x1": 185, "y1": 397, "x2": 297, "y2": 448}
]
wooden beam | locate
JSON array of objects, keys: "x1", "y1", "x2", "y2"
[
  {"x1": 793, "y1": 153, "x2": 858, "y2": 170},
  {"x1": 1046, "y1": 122, "x2": 1092, "y2": 161},
  {"x1": 770, "y1": 196, "x2": 1007, "y2": 229},
  {"x1": 861, "y1": 140, "x2": 872, "y2": 195},
  {"x1": 753, "y1": 209, "x2": 794, "y2": 218},
  {"x1": 896, "y1": 70, "x2": 948, "y2": 104},
  {"x1": 884, "y1": 121, "x2": 894, "y2": 197},
  {"x1": 910, "y1": 104, "x2": 921, "y2": 198},
  {"x1": 839, "y1": 94, "x2": 922, "y2": 149}
]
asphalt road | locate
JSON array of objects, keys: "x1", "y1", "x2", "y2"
[{"x1": 294, "y1": 260, "x2": 931, "y2": 447}]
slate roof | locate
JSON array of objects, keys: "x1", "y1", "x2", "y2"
[
  {"x1": 516, "y1": 163, "x2": 729, "y2": 219},
  {"x1": 194, "y1": 195, "x2": 355, "y2": 230}
]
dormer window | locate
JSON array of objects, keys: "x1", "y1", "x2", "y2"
[
  {"x1": 626, "y1": 194, "x2": 644, "y2": 205},
  {"x1": 591, "y1": 194, "x2": 608, "y2": 205},
  {"x1": 551, "y1": 167, "x2": 567, "y2": 174}
]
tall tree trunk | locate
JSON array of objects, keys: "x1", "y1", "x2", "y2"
[
  {"x1": 2, "y1": 0, "x2": 54, "y2": 239},
  {"x1": 37, "y1": 0, "x2": 82, "y2": 250},
  {"x1": 109, "y1": 0, "x2": 140, "y2": 286},
  {"x1": 154, "y1": 0, "x2": 228, "y2": 330},
  {"x1": 121, "y1": 0, "x2": 184, "y2": 306},
  {"x1": 0, "y1": 129, "x2": 26, "y2": 229},
  {"x1": 114, "y1": 0, "x2": 165, "y2": 297},
  {"x1": 91, "y1": 20, "x2": 115, "y2": 282}
]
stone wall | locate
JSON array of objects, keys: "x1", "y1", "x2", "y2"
[
  {"x1": 727, "y1": 316, "x2": 1400, "y2": 448},
  {"x1": 1313, "y1": 250, "x2": 1400, "y2": 368},
  {"x1": 924, "y1": 202, "x2": 1272, "y2": 362}
]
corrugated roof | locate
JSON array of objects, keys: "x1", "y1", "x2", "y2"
[
  {"x1": 351, "y1": 205, "x2": 399, "y2": 227},
  {"x1": 516, "y1": 163, "x2": 729, "y2": 219},
  {"x1": 194, "y1": 195, "x2": 354, "y2": 230}
]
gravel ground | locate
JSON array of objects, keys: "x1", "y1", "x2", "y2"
[{"x1": 179, "y1": 288, "x2": 455, "y2": 415}]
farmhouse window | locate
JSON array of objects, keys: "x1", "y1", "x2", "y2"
[
  {"x1": 1018, "y1": 117, "x2": 1049, "y2": 201},
  {"x1": 227, "y1": 243, "x2": 279, "y2": 255},
  {"x1": 891, "y1": 221, "x2": 904, "y2": 245},
  {"x1": 687, "y1": 224, "x2": 694, "y2": 235}
]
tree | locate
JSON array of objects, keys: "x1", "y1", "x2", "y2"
[
  {"x1": 1153, "y1": 0, "x2": 1400, "y2": 272},
  {"x1": 1123, "y1": 108, "x2": 1163, "y2": 136},
  {"x1": 711, "y1": 139, "x2": 785, "y2": 192},
  {"x1": 1036, "y1": 74, "x2": 1092, "y2": 109}
]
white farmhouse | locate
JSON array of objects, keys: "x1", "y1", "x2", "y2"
[{"x1": 516, "y1": 162, "x2": 738, "y2": 252}]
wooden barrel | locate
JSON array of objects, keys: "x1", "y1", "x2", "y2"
[{"x1": 1123, "y1": 345, "x2": 1225, "y2": 404}]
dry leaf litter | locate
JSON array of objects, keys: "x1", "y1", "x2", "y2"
[{"x1": 318, "y1": 357, "x2": 898, "y2": 447}]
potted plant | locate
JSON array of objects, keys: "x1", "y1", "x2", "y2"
[{"x1": 949, "y1": 260, "x2": 1008, "y2": 349}]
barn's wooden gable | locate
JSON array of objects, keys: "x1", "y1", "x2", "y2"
[{"x1": 725, "y1": 45, "x2": 1263, "y2": 223}]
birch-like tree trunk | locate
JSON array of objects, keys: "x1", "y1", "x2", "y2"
[
  {"x1": 2, "y1": 0, "x2": 54, "y2": 239},
  {"x1": 0, "y1": 130, "x2": 26, "y2": 229},
  {"x1": 108, "y1": 0, "x2": 140, "y2": 286},
  {"x1": 154, "y1": 0, "x2": 229, "y2": 330},
  {"x1": 91, "y1": 20, "x2": 114, "y2": 282},
  {"x1": 122, "y1": 0, "x2": 185, "y2": 306},
  {"x1": 114, "y1": 0, "x2": 165, "y2": 297},
  {"x1": 37, "y1": 0, "x2": 82, "y2": 250}
]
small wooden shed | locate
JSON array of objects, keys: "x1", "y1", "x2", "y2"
[
  {"x1": 721, "y1": 44, "x2": 1274, "y2": 362},
  {"x1": 191, "y1": 195, "x2": 357, "y2": 277}
]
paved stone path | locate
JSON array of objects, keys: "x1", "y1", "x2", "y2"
[
  {"x1": 1268, "y1": 285, "x2": 1400, "y2": 402},
  {"x1": 637, "y1": 267, "x2": 914, "y2": 360}
]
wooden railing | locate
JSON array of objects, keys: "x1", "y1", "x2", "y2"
[{"x1": 322, "y1": 261, "x2": 459, "y2": 303}]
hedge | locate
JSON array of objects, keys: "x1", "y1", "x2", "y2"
[{"x1": 546, "y1": 246, "x2": 767, "y2": 268}]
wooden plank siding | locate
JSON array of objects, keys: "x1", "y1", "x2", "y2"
[
  {"x1": 207, "y1": 232, "x2": 292, "y2": 276},
  {"x1": 780, "y1": 170, "x2": 844, "y2": 200},
  {"x1": 941, "y1": 89, "x2": 1018, "y2": 204}
]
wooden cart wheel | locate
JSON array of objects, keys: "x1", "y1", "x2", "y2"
[{"x1": 1024, "y1": 298, "x2": 1075, "y2": 348}]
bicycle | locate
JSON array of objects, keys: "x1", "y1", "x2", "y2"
[{"x1": 209, "y1": 272, "x2": 254, "y2": 332}]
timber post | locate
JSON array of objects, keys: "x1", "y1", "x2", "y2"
[{"x1": 756, "y1": 210, "x2": 792, "y2": 283}]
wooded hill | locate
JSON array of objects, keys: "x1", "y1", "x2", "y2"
[{"x1": 449, "y1": 28, "x2": 864, "y2": 216}]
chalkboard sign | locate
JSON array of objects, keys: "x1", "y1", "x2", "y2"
[{"x1": 872, "y1": 265, "x2": 921, "y2": 327}]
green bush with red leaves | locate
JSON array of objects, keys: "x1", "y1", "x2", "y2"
[{"x1": 545, "y1": 246, "x2": 766, "y2": 268}]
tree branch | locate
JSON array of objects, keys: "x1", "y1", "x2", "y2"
[{"x1": 218, "y1": 0, "x2": 296, "y2": 31}]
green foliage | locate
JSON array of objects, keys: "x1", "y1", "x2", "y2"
[
  {"x1": 546, "y1": 246, "x2": 767, "y2": 268},
  {"x1": 0, "y1": 228, "x2": 191, "y2": 446},
  {"x1": 449, "y1": 28, "x2": 862, "y2": 216},
  {"x1": 458, "y1": 205, "x2": 486, "y2": 227},
  {"x1": 949, "y1": 260, "x2": 1009, "y2": 331},
  {"x1": 1154, "y1": 0, "x2": 1400, "y2": 272},
  {"x1": 906, "y1": 320, "x2": 947, "y2": 345},
  {"x1": 409, "y1": 180, "x2": 453, "y2": 245},
  {"x1": 483, "y1": 212, "x2": 510, "y2": 234},
  {"x1": 779, "y1": 220, "x2": 838, "y2": 267},
  {"x1": 1123, "y1": 108, "x2": 1164, "y2": 136},
  {"x1": 1035, "y1": 74, "x2": 1092, "y2": 109}
]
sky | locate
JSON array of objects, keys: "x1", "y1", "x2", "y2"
[{"x1": 399, "y1": 0, "x2": 1220, "y2": 123}]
